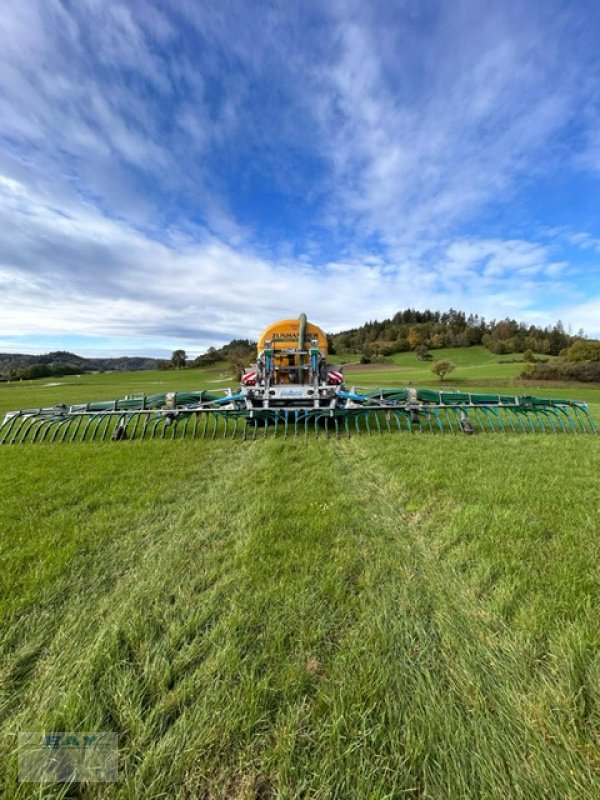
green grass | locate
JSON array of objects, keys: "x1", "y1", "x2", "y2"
[
  {"x1": 344, "y1": 346, "x2": 551, "y2": 386},
  {"x1": 1, "y1": 352, "x2": 599, "y2": 798},
  {"x1": 0, "y1": 365, "x2": 236, "y2": 418}
]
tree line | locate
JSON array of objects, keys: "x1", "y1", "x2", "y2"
[
  {"x1": 0, "y1": 351, "x2": 159, "y2": 381},
  {"x1": 158, "y1": 340, "x2": 256, "y2": 371}
]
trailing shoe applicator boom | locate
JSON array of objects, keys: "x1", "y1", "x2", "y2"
[{"x1": 1, "y1": 314, "x2": 596, "y2": 443}]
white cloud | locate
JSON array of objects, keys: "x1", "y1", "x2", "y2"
[{"x1": 1, "y1": 176, "x2": 598, "y2": 354}]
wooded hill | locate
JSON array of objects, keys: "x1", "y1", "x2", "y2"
[
  {"x1": 0, "y1": 351, "x2": 159, "y2": 380},
  {"x1": 189, "y1": 309, "x2": 597, "y2": 367},
  {"x1": 330, "y1": 308, "x2": 583, "y2": 357}
]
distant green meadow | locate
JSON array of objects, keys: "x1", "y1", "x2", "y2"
[{"x1": 1, "y1": 349, "x2": 599, "y2": 798}]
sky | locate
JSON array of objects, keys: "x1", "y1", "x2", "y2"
[{"x1": 0, "y1": 0, "x2": 599, "y2": 357}]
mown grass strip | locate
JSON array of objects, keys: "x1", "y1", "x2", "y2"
[{"x1": 0, "y1": 436, "x2": 599, "y2": 798}]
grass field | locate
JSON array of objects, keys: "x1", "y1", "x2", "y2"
[{"x1": 1, "y1": 349, "x2": 599, "y2": 798}]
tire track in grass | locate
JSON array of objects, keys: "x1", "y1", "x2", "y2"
[
  {"x1": 152, "y1": 439, "x2": 371, "y2": 799},
  {"x1": 0, "y1": 439, "x2": 271, "y2": 799},
  {"x1": 322, "y1": 437, "x2": 600, "y2": 800},
  {"x1": 1, "y1": 439, "x2": 371, "y2": 799}
]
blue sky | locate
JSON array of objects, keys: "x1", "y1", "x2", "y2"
[{"x1": 0, "y1": 0, "x2": 599, "y2": 357}]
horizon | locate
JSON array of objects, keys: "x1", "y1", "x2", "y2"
[
  {"x1": 1, "y1": 1, "x2": 600, "y2": 356},
  {"x1": 0, "y1": 309, "x2": 590, "y2": 361}
]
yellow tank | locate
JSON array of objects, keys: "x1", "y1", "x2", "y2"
[
  {"x1": 257, "y1": 316, "x2": 328, "y2": 354},
  {"x1": 256, "y1": 314, "x2": 328, "y2": 384}
]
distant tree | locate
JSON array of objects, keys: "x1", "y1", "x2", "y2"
[
  {"x1": 20, "y1": 364, "x2": 52, "y2": 380},
  {"x1": 171, "y1": 349, "x2": 187, "y2": 369},
  {"x1": 548, "y1": 322, "x2": 569, "y2": 355},
  {"x1": 227, "y1": 348, "x2": 250, "y2": 380},
  {"x1": 361, "y1": 343, "x2": 375, "y2": 361},
  {"x1": 408, "y1": 327, "x2": 423, "y2": 348},
  {"x1": 431, "y1": 359, "x2": 455, "y2": 381},
  {"x1": 157, "y1": 360, "x2": 172, "y2": 370},
  {"x1": 326, "y1": 334, "x2": 337, "y2": 355},
  {"x1": 523, "y1": 349, "x2": 536, "y2": 363},
  {"x1": 193, "y1": 347, "x2": 219, "y2": 367},
  {"x1": 415, "y1": 344, "x2": 430, "y2": 361}
]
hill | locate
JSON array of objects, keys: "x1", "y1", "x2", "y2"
[
  {"x1": 330, "y1": 308, "x2": 578, "y2": 357},
  {"x1": 0, "y1": 350, "x2": 159, "y2": 379}
]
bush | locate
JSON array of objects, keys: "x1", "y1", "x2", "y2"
[
  {"x1": 560, "y1": 339, "x2": 600, "y2": 363},
  {"x1": 227, "y1": 354, "x2": 249, "y2": 380},
  {"x1": 360, "y1": 355, "x2": 371, "y2": 364},
  {"x1": 19, "y1": 365, "x2": 52, "y2": 380},
  {"x1": 193, "y1": 353, "x2": 219, "y2": 367},
  {"x1": 521, "y1": 361, "x2": 600, "y2": 383}
]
